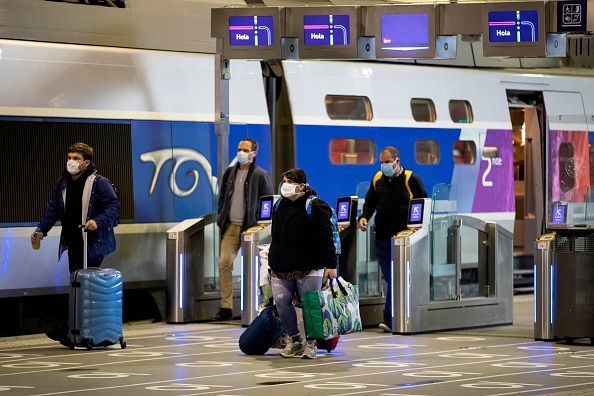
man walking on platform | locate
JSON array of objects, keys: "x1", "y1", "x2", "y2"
[
  {"x1": 215, "y1": 138, "x2": 273, "y2": 320},
  {"x1": 358, "y1": 146, "x2": 427, "y2": 332},
  {"x1": 31, "y1": 142, "x2": 120, "y2": 344}
]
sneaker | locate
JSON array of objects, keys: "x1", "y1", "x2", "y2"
[
  {"x1": 379, "y1": 320, "x2": 392, "y2": 333},
  {"x1": 280, "y1": 340, "x2": 304, "y2": 358},
  {"x1": 213, "y1": 308, "x2": 233, "y2": 321},
  {"x1": 301, "y1": 340, "x2": 317, "y2": 359}
]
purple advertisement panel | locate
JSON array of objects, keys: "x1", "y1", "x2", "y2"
[
  {"x1": 131, "y1": 121, "x2": 215, "y2": 222},
  {"x1": 472, "y1": 129, "x2": 515, "y2": 212},
  {"x1": 548, "y1": 129, "x2": 590, "y2": 202}
]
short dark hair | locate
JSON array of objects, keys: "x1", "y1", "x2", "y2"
[
  {"x1": 283, "y1": 168, "x2": 307, "y2": 184},
  {"x1": 69, "y1": 142, "x2": 94, "y2": 162},
  {"x1": 381, "y1": 146, "x2": 400, "y2": 161},
  {"x1": 240, "y1": 138, "x2": 258, "y2": 152}
]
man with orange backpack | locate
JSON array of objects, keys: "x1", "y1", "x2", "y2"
[{"x1": 358, "y1": 146, "x2": 427, "y2": 332}]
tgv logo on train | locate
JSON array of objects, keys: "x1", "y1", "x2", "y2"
[
  {"x1": 481, "y1": 155, "x2": 503, "y2": 187},
  {"x1": 140, "y1": 148, "x2": 218, "y2": 197}
]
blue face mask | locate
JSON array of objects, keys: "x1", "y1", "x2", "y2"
[{"x1": 381, "y1": 162, "x2": 395, "y2": 177}]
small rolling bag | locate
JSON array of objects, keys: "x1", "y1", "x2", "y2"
[
  {"x1": 67, "y1": 229, "x2": 126, "y2": 350},
  {"x1": 316, "y1": 336, "x2": 340, "y2": 353}
]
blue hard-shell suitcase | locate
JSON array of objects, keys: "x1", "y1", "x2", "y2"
[{"x1": 67, "y1": 229, "x2": 126, "y2": 350}]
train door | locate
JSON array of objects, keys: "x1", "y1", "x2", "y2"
[{"x1": 506, "y1": 91, "x2": 545, "y2": 290}]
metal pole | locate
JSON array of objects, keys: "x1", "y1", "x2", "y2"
[{"x1": 215, "y1": 38, "x2": 230, "y2": 185}]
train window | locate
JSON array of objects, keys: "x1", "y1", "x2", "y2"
[
  {"x1": 483, "y1": 146, "x2": 499, "y2": 158},
  {"x1": 453, "y1": 140, "x2": 476, "y2": 164},
  {"x1": 329, "y1": 138, "x2": 376, "y2": 165},
  {"x1": 415, "y1": 140, "x2": 439, "y2": 164},
  {"x1": 410, "y1": 98, "x2": 436, "y2": 122},
  {"x1": 325, "y1": 95, "x2": 373, "y2": 121},
  {"x1": 559, "y1": 142, "x2": 575, "y2": 193},
  {"x1": 449, "y1": 100, "x2": 474, "y2": 123}
]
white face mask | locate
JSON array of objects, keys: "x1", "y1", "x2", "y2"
[
  {"x1": 280, "y1": 182, "x2": 299, "y2": 198},
  {"x1": 236, "y1": 151, "x2": 252, "y2": 166},
  {"x1": 67, "y1": 159, "x2": 82, "y2": 175}
]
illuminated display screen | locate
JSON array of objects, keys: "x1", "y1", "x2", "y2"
[
  {"x1": 303, "y1": 14, "x2": 350, "y2": 46},
  {"x1": 258, "y1": 196, "x2": 274, "y2": 222},
  {"x1": 337, "y1": 200, "x2": 350, "y2": 221},
  {"x1": 552, "y1": 204, "x2": 567, "y2": 224},
  {"x1": 229, "y1": 15, "x2": 274, "y2": 46},
  {"x1": 488, "y1": 10, "x2": 539, "y2": 43},
  {"x1": 409, "y1": 202, "x2": 424, "y2": 224},
  {"x1": 380, "y1": 13, "x2": 429, "y2": 52}
]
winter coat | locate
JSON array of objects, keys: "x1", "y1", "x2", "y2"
[
  {"x1": 358, "y1": 167, "x2": 427, "y2": 241},
  {"x1": 38, "y1": 168, "x2": 120, "y2": 262},
  {"x1": 268, "y1": 190, "x2": 338, "y2": 274},
  {"x1": 217, "y1": 158, "x2": 273, "y2": 234}
]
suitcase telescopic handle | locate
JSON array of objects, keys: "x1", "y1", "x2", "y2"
[{"x1": 78, "y1": 225, "x2": 88, "y2": 269}]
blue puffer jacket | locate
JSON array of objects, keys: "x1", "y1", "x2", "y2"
[{"x1": 37, "y1": 167, "x2": 121, "y2": 262}]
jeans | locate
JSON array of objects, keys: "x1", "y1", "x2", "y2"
[
  {"x1": 271, "y1": 274, "x2": 323, "y2": 341},
  {"x1": 375, "y1": 238, "x2": 392, "y2": 323},
  {"x1": 219, "y1": 224, "x2": 242, "y2": 309}
]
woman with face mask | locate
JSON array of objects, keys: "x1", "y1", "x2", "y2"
[{"x1": 267, "y1": 168, "x2": 338, "y2": 360}]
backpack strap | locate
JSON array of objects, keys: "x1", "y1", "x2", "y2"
[
  {"x1": 373, "y1": 170, "x2": 414, "y2": 200},
  {"x1": 372, "y1": 171, "x2": 383, "y2": 190},
  {"x1": 305, "y1": 195, "x2": 317, "y2": 218},
  {"x1": 404, "y1": 170, "x2": 413, "y2": 200}
]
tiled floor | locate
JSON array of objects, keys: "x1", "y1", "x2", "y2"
[{"x1": 1, "y1": 294, "x2": 593, "y2": 396}]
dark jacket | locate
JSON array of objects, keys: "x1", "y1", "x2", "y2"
[
  {"x1": 217, "y1": 158, "x2": 273, "y2": 234},
  {"x1": 358, "y1": 167, "x2": 427, "y2": 241},
  {"x1": 268, "y1": 190, "x2": 338, "y2": 274},
  {"x1": 38, "y1": 166, "x2": 121, "y2": 262}
]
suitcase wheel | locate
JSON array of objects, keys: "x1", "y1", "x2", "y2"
[{"x1": 120, "y1": 341, "x2": 127, "y2": 349}]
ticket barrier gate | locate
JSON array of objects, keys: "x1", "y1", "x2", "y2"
[
  {"x1": 241, "y1": 223, "x2": 272, "y2": 326},
  {"x1": 391, "y1": 198, "x2": 513, "y2": 334},
  {"x1": 165, "y1": 218, "x2": 205, "y2": 323},
  {"x1": 534, "y1": 233, "x2": 555, "y2": 341},
  {"x1": 240, "y1": 195, "x2": 359, "y2": 326}
]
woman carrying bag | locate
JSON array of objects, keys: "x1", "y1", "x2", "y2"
[{"x1": 268, "y1": 168, "x2": 338, "y2": 359}]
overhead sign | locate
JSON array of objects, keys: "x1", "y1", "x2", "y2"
[
  {"x1": 285, "y1": 6, "x2": 367, "y2": 59},
  {"x1": 212, "y1": 7, "x2": 284, "y2": 59},
  {"x1": 303, "y1": 14, "x2": 350, "y2": 46},
  {"x1": 482, "y1": 2, "x2": 546, "y2": 57},
  {"x1": 229, "y1": 15, "x2": 275, "y2": 47},
  {"x1": 365, "y1": 5, "x2": 438, "y2": 59},
  {"x1": 549, "y1": 0, "x2": 588, "y2": 32}
]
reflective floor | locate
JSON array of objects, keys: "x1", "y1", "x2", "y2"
[{"x1": 1, "y1": 294, "x2": 594, "y2": 396}]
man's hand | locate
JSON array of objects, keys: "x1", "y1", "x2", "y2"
[
  {"x1": 85, "y1": 219, "x2": 97, "y2": 231},
  {"x1": 358, "y1": 218, "x2": 368, "y2": 232}
]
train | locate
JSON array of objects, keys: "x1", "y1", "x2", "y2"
[{"x1": 0, "y1": 0, "x2": 593, "y2": 334}]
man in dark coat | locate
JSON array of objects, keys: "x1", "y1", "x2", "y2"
[
  {"x1": 215, "y1": 138, "x2": 273, "y2": 320},
  {"x1": 358, "y1": 146, "x2": 427, "y2": 332}
]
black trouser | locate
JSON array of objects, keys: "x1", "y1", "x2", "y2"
[{"x1": 66, "y1": 234, "x2": 104, "y2": 273}]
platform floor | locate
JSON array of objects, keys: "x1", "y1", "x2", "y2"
[{"x1": 1, "y1": 294, "x2": 594, "y2": 396}]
